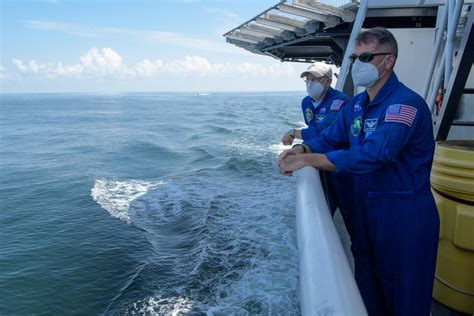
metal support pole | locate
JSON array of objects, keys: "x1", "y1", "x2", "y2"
[
  {"x1": 335, "y1": 0, "x2": 368, "y2": 94},
  {"x1": 428, "y1": 48, "x2": 447, "y2": 113},
  {"x1": 445, "y1": 0, "x2": 464, "y2": 87},
  {"x1": 427, "y1": 0, "x2": 464, "y2": 112},
  {"x1": 422, "y1": 2, "x2": 448, "y2": 100}
]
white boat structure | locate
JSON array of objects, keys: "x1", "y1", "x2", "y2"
[{"x1": 225, "y1": 1, "x2": 474, "y2": 315}]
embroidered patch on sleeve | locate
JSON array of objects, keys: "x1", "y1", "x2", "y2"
[
  {"x1": 385, "y1": 104, "x2": 417, "y2": 127},
  {"x1": 330, "y1": 99, "x2": 344, "y2": 111}
]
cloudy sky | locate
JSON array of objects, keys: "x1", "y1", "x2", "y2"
[{"x1": 0, "y1": 0, "x2": 314, "y2": 93}]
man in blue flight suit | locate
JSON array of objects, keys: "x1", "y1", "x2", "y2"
[
  {"x1": 281, "y1": 62, "x2": 352, "y2": 217},
  {"x1": 278, "y1": 27, "x2": 439, "y2": 315}
]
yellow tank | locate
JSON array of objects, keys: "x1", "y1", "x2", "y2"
[{"x1": 431, "y1": 140, "x2": 474, "y2": 314}]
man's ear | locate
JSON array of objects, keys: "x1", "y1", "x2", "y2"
[
  {"x1": 325, "y1": 77, "x2": 332, "y2": 88},
  {"x1": 386, "y1": 54, "x2": 396, "y2": 70}
]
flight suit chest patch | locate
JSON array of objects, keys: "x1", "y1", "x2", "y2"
[
  {"x1": 351, "y1": 116, "x2": 363, "y2": 136},
  {"x1": 353, "y1": 102, "x2": 362, "y2": 112},
  {"x1": 364, "y1": 118, "x2": 378, "y2": 132},
  {"x1": 364, "y1": 118, "x2": 378, "y2": 137},
  {"x1": 305, "y1": 108, "x2": 314, "y2": 122}
]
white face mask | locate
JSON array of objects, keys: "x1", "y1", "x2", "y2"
[
  {"x1": 351, "y1": 55, "x2": 388, "y2": 88},
  {"x1": 306, "y1": 81, "x2": 324, "y2": 99}
]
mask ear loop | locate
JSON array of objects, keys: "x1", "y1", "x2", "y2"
[{"x1": 375, "y1": 54, "x2": 390, "y2": 82}]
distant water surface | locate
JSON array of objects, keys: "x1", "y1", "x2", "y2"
[{"x1": 0, "y1": 92, "x2": 304, "y2": 315}]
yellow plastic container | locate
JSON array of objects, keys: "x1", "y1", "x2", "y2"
[{"x1": 431, "y1": 140, "x2": 474, "y2": 314}]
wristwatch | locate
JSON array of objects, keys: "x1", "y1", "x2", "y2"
[{"x1": 289, "y1": 129, "x2": 295, "y2": 138}]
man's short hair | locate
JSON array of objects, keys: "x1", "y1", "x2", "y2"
[{"x1": 355, "y1": 27, "x2": 398, "y2": 56}]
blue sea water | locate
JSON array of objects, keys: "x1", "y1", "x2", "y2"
[{"x1": 0, "y1": 92, "x2": 305, "y2": 315}]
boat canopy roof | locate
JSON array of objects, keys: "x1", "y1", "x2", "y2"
[{"x1": 223, "y1": 0, "x2": 450, "y2": 66}]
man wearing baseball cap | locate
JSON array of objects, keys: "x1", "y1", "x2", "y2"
[
  {"x1": 282, "y1": 62, "x2": 352, "y2": 218},
  {"x1": 281, "y1": 62, "x2": 349, "y2": 145}
]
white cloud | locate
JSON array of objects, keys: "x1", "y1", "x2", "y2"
[
  {"x1": 79, "y1": 47, "x2": 132, "y2": 76},
  {"x1": 0, "y1": 65, "x2": 12, "y2": 80},
  {"x1": 11, "y1": 48, "x2": 135, "y2": 79},
  {"x1": 9, "y1": 48, "x2": 299, "y2": 81},
  {"x1": 12, "y1": 59, "x2": 28, "y2": 71},
  {"x1": 135, "y1": 59, "x2": 164, "y2": 77}
]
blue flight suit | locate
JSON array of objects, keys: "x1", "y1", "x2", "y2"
[
  {"x1": 300, "y1": 87, "x2": 349, "y2": 141},
  {"x1": 300, "y1": 87, "x2": 353, "y2": 218},
  {"x1": 304, "y1": 73, "x2": 439, "y2": 316}
]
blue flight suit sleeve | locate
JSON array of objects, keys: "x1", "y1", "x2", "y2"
[
  {"x1": 303, "y1": 101, "x2": 350, "y2": 154},
  {"x1": 299, "y1": 97, "x2": 315, "y2": 140},
  {"x1": 326, "y1": 100, "x2": 424, "y2": 174},
  {"x1": 301, "y1": 125, "x2": 317, "y2": 140}
]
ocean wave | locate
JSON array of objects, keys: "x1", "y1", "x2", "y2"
[
  {"x1": 126, "y1": 296, "x2": 195, "y2": 315},
  {"x1": 91, "y1": 179, "x2": 163, "y2": 223},
  {"x1": 117, "y1": 174, "x2": 300, "y2": 315},
  {"x1": 124, "y1": 141, "x2": 181, "y2": 158},
  {"x1": 218, "y1": 156, "x2": 267, "y2": 174},
  {"x1": 187, "y1": 147, "x2": 215, "y2": 164},
  {"x1": 201, "y1": 124, "x2": 234, "y2": 135}
]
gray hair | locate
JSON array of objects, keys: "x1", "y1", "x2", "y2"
[{"x1": 355, "y1": 27, "x2": 398, "y2": 56}]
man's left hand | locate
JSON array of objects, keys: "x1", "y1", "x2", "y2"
[{"x1": 279, "y1": 154, "x2": 306, "y2": 176}]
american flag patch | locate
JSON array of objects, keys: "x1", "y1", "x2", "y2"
[
  {"x1": 330, "y1": 99, "x2": 344, "y2": 111},
  {"x1": 385, "y1": 104, "x2": 417, "y2": 127}
]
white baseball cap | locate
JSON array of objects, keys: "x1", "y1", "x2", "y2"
[{"x1": 300, "y1": 62, "x2": 333, "y2": 79}]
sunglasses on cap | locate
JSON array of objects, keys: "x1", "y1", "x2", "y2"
[{"x1": 349, "y1": 52, "x2": 392, "y2": 63}]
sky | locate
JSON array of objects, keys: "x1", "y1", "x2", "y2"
[{"x1": 0, "y1": 0, "x2": 316, "y2": 93}]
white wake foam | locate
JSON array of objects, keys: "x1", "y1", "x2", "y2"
[
  {"x1": 91, "y1": 179, "x2": 163, "y2": 223},
  {"x1": 130, "y1": 296, "x2": 194, "y2": 316}
]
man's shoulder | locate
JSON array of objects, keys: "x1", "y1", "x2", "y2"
[
  {"x1": 382, "y1": 82, "x2": 432, "y2": 128},
  {"x1": 389, "y1": 82, "x2": 429, "y2": 112},
  {"x1": 341, "y1": 91, "x2": 364, "y2": 108},
  {"x1": 328, "y1": 87, "x2": 349, "y2": 101},
  {"x1": 301, "y1": 95, "x2": 312, "y2": 104}
]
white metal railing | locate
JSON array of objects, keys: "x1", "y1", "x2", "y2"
[
  {"x1": 425, "y1": 0, "x2": 464, "y2": 113},
  {"x1": 296, "y1": 167, "x2": 367, "y2": 315},
  {"x1": 422, "y1": 2, "x2": 449, "y2": 100}
]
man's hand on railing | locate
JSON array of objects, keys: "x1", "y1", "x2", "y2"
[
  {"x1": 279, "y1": 154, "x2": 307, "y2": 176},
  {"x1": 278, "y1": 145, "x2": 305, "y2": 164},
  {"x1": 278, "y1": 149, "x2": 337, "y2": 176},
  {"x1": 281, "y1": 131, "x2": 295, "y2": 146},
  {"x1": 278, "y1": 145, "x2": 307, "y2": 176}
]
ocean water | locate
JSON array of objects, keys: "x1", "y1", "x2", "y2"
[{"x1": 0, "y1": 92, "x2": 304, "y2": 315}]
